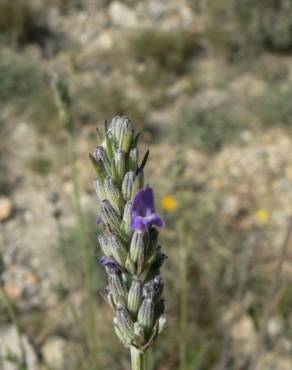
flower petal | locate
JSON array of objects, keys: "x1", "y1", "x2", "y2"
[
  {"x1": 132, "y1": 187, "x2": 155, "y2": 217},
  {"x1": 149, "y1": 213, "x2": 165, "y2": 229},
  {"x1": 131, "y1": 215, "x2": 147, "y2": 232},
  {"x1": 132, "y1": 212, "x2": 165, "y2": 232}
]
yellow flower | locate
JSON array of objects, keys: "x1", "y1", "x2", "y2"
[
  {"x1": 255, "y1": 209, "x2": 269, "y2": 224},
  {"x1": 161, "y1": 196, "x2": 178, "y2": 212}
]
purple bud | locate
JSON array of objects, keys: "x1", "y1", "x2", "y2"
[{"x1": 99, "y1": 256, "x2": 119, "y2": 274}]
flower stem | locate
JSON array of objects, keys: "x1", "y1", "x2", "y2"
[{"x1": 130, "y1": 347, "x2": 146, "y2": 370}]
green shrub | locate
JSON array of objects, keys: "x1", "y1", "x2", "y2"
[
  {"x1": 0, "y1": 53, "x2": 60, "y2": 136},
  {"x1": 253, "y1": 84, "x2": 292, "y2": 128},
  {"x1": 27, "y1": 155, "x2": 53, "y2": 176},
  {"x1": 177, "y1": 105, "x2": 243, "y2": 153},
  {"x1": 0, "y1": 54, "x2": 44, "y2": 103},
  {"x1": 129, "y1": 29, "x2": 200, "y2": 74},
  {"x1": 205, "y1": 0, "x2": 292, "y2": 57},
  {"x1": 74, "y1": 82, "x2": 143, "y2": 124}
]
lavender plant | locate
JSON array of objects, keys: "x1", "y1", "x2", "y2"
[{"x1": 90, "y1": 116, "x2": 167, "y2": 370}]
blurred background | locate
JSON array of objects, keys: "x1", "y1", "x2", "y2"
[{"x1": 1, "y1": 1, "x2": 292, "y2": 369}]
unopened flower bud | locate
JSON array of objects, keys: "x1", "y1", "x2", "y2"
[
  {"x1": 109, "y1": 233, "x2": 128, "y2": 266},
  {"x1": 119, "y1": 127, "x2": 133, "y2": 154},
  {"x1": 114, "y1": 117, "x2": 133, "y2": 151},
  {"x1": 114, "y1": 149, "x2": 126, "y2": 184},
  {"x1": 138, "y1": 298, "x2": 154, "y2": 334},
  {"x1": 104, "y1": 133, "x2": 115, "y2": 160},
  {"x1": 127, "y1": 278, "x2": 142, "y2": 317},
  {"x1": 121, "y1": 201, "x2": 133, "y2": 237},
  {"x1": 122, "y1": 171, "x2": 135, "y2": 202},
  {"x1": 109, "y1": 116, "x2": 133, "y2": 153},
  {"x1": 134, "y1": 322, "x2": 145, "y2": 346},
  {"x1": 128, "y1": 147, "x2": 139, "y2": 171},
  {"x1": 125, "y1": 256, "x2": 136, "y2": 274},
  {"x1": 109, "y1": 270, "x2": 128, "y2": 305},
  {"x1": 104, "y1": 176, "x2": 124, "y2": 215},
  {"x1": 130, "y1": 231, "x2": 148, "y2": 273},
  {"x1": 114, "y1": 321, "x2": 131, "y2": 346},
  {"x1": 131, "y1": 171, "x2": 144, "y2": 199},
  {"x1": 115, "y1": 306, "x2": 135, "y2": 342},
  {"x1": 98, "y1": 232, "x2": 112, "y2": 258},
  {"x1": 94, "y1": 146, "x2": 111, "y2": 176},
  {"x1": 89, "y1": 153, "x2": 106, "y2": 182},
  {"x1": 109, "y1": 116, "x2": 128, "y2": 139},
  {"x1": 143, "y1": 276, "x2": 164, "y2": 303},
  {"x1": 94, "y1": 178, "x2": 106, "y2": 201},
  {"x1": 134, "y1": 322, "x2": 144, "y2": 339},
  {"x1": 100, "y1": 200, "x2": 121, "y2": 231}
]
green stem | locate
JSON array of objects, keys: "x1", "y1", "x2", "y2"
[
  {"x1": 130, "y1": 347, "x2": 146, "y2": 370},
  {"x1": 66, "y1": 131, "x2": 98, "y2": 369}
]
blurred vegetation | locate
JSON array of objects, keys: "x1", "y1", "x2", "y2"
[
  {"x1": 0, "y1": 53, "x2": 44, "y2": 103},
  {"x1": 129, "y1": 29, "x2": 200, "y2": 75},
  {"x1": 176, "y1": 105, "x2": 244, "y2": 153},
  {"x1": 54, "y1": 212, "x2": 103, "y2": 289},
  {"x1": 252, "y1": 84, "x2": 292, "y2": 128},
  {"x1": 27, "y1": 155, "x2": 53, "y2": 176},
  {"x1": 205, "y1": 0, "x2": 292, "y2": 58},
  {"x1": 74, "y1": 81, "x2": 143, "y2": 125},
  {"x1": 0, "y1": 52, "x2": 59, "y2": 136}
]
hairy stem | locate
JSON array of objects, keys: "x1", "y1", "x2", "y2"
[{"x1": 130, "y1": 347, "x2": 146, "y2": 370}]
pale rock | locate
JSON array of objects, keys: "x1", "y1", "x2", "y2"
[
  {"x1": 225, "y1": 308, "x2": 257, "y2": 357},
  {"x1": 256, "y1": 352, "x2": 291, "y2": 370},
  {"x1": 2, "y1": 265, "x2": 39, "y2": 302},
  {"x1": 0, "y1": 197, "x2": 13, "y2": 222},
  {"x1": 221, "y1": 194, "x2": 240, "y2": 217},
  {"x1": 193, "y1": 88, "x2": 228, "y2": 109},
  {"x1": 109, "y1": 2, "x2": 138, "y2": 28},
  {"x1": 0, "y1": 325, "x2": 38, "y2": 370},
  {"x1": 97, "y1": 31, "x2": 114, "y2": 51},
  {"x1": 229, "y1": 73, "x2": 266, "y2": 98},
  {"x1": 42, "y1": 337, "x2": 66, "y2": 369},
  {"x1": 3, "y1": 282, "x2": 22, "y2": 300},
  {"x1": 266, "y1": 315, "x2": 284, "y2": 339},
  {"x1": 42, "y1": 336, "x2": 82, "y2": 369}
]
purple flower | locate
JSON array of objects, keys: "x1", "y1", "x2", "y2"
[{"x1": 131, "y1": 187, "x2": 165, "y2": 232}]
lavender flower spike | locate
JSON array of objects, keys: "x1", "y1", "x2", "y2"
[
  {"x1": 90, "y1": 116, "x2": 167, "y2": 370},
  {"x1": 131, "y1": 187, "x2": 165, "y2": 233}
]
